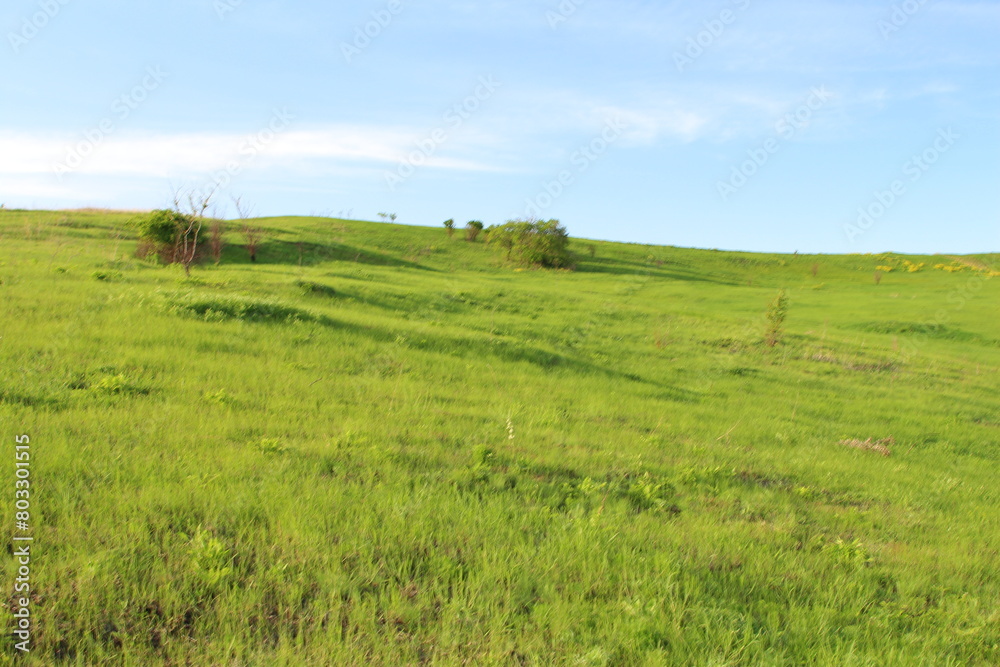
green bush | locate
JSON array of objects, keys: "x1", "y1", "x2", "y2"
[
  {"x1": 465, "y1": 220, "x2": 484, "y2": 242},
  {"x1": 486, "y1": 219, "x2": 572, "y2": 269},
  {"x1": 132, "y1": 209, "x2": 197, "y2": 263}
]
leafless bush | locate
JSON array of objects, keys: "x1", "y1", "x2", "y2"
[
  {"x1": 169, "y1": 186, "x2": 217, "y2": 276},
  {"x1": 209, "y1": 220, "x2": 225, "y2": 265},
  {"x1": 233, "y1": 196, "x2": 263, "y2": 263}
]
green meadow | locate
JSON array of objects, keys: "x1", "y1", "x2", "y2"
[{"x1": 1, "y1": 208, "x2": 998, "y2": 666}]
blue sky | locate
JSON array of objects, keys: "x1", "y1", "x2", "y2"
[{"x1": 1, "y1": 0, "x2": 997, "y2": 253}]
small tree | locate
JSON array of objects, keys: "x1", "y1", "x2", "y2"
[
  {"x1": 209, "y1": 219, "x2": 225, "y2": 265},
  {"x1": 242, "y1": 226, "x2": 263, "y2": 262},
  {"x1": 444, "y1": 219, "x2": 455, "y2": 237},
  {"x1": 133, "y1": 187, "x2": 216, "y2": 275},
  {"x1": 176, "y1": 214, "x2": 201, "y2": 275},
  {"x1": 233, "y1": 196, "x2": 262, "y2": 263},
  {"x1": 465, "y1": 220, "x2": 484, "y2": 242},
  {"x1": 174, "y1": 187, "x2": 218, "y2": 275},
  {"x1": 764, "y1": 290, "x2": 788, "y2": 347}
]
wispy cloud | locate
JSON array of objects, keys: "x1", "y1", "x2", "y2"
[{"x1": 0, "y1": 125, "x2": 507, "y2": 179}]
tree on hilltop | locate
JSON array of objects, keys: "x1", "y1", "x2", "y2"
[{"x1": 486, "y1": 219, "x2": 572, "y2": 268}]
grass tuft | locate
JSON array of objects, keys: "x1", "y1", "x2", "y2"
[{"x1": 167, "y1": 293, "x2": 319, "y2": 324}]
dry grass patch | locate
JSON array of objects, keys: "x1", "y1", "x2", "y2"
[{"x1": 839, "y1": 437, "x2": 894, "y2": 457}]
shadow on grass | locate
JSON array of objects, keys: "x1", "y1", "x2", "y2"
[
  {"x1": 166, "y1": 291, "x2": 699, "y2": 401},
  {"x1": 574, "y1": 255, "x2": 739, "y2": 285},
  {"x1": 327, "y1": 317, "x2": 700, "y2": 402},
  {"x1": 853, "y1": 321, "x2": 999, "y2": 347},
  {"x1": 218, "y1": 240, "x2": 434, "y2": 271},
  {"x1": 293, "y1": 282, "x2": 418, "y2": 314},
  {"x1": 0, "y1": 389, "x2": 62, "y2": 409}
]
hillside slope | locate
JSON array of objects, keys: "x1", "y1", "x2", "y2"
[{"x1": 1, "y1": 208, "x2": 998, "y2": 665}]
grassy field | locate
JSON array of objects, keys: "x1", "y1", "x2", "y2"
[{"x1": 1, "y1": 208, "x2": 998, "y2": 665}]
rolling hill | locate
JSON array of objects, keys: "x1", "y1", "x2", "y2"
[{"x1": 1, "y1": 208, "x2": 998, "y2": 665}]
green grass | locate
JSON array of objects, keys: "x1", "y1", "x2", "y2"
[{"x1": 1, "y1": 208, "x2": 998, "y2": 665}]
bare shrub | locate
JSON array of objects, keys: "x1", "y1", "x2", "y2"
[
  {"x1": 209, "y1": 220, "x2": 225, "y2": 265},
  {"x1": 232, "y1": 196, "x2": 262, "y2": 263},
  {"x1": 172, "y1": 187, "x2": 217, "y2": 276},
  {"x1": 242, "y1": 227, "x2": 263, "y2": 262}
]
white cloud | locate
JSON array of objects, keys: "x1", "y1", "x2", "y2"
[
  {"x1": 591, "y1": 105, "x2": 707, "y2": 145},
  {"x1": 0, "y1": 125, "x2": 507, "y2": 180},
  {"x1": 0, "y1": 123, "x2": 518, "y2": 210},
  {"x1": 481, "y1": 86, "x2": 713, "y2": 147}
]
